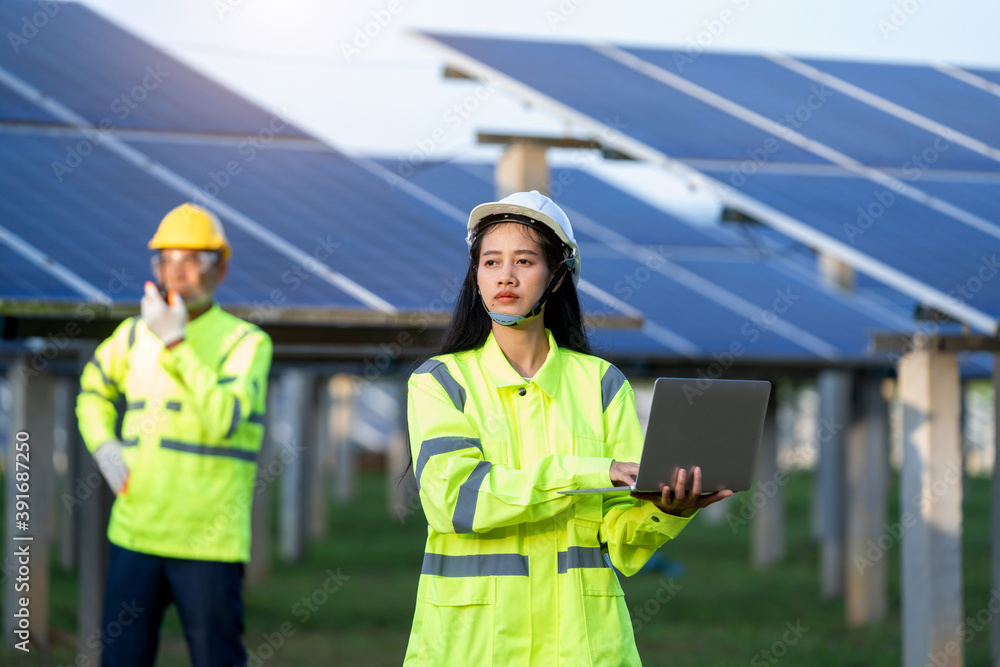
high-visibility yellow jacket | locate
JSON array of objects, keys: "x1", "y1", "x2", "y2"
[
  {"x1": 76, "y1": 303, "x2": 272, "y2": 562},
  {"x1": 404, "y1": 329, "x2": 695, "y2": 666}
]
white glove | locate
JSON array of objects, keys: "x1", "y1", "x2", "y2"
[
  {"x1": 94, "y1": 440, "x2": 130, "y2": 495},
  {"x1": 142, "y1": 281, "x2": 186, "y2": 347}
]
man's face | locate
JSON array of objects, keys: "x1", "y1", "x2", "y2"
[{"x1": 152, "y1": 248, "x2": 227, "y2": 310}]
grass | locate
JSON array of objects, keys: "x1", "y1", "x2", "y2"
[{"x1": 2, "y1": 470, "x2": 992, "y2": 666}]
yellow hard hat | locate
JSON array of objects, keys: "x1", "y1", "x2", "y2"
[{"x1": 148, "y1": 203, "x2": 231, "y2": 260}]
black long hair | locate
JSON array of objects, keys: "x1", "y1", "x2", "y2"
[{"x1": 436, "y1": 220, "x2": 591, "y2": 356}]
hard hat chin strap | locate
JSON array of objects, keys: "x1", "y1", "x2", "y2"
[{"x1": 481, "y1": 261, "x2": 570, "y2": 328}]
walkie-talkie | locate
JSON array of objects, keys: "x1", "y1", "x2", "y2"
[{"x1": 157, "y1": 283, "x2": 170, "y2": 302}]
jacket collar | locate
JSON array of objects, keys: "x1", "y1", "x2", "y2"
[{"x1": 482, "y1": 329, "x2": 562, "y2": 398}]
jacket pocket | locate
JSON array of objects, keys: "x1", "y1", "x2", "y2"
[
  {"x1": 419, "y1": 577, "x2": 496, "y2": 665},
  {"x1": 579, "y1": 569, "x2": 634, "y2": 666}
]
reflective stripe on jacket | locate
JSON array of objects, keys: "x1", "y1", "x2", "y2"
[
  {"x1": 76, "y1": 303, "x2": 272, "y2": 562},
  {"x1": 404, "y1": 329, "x2": 694, "y2": 666}
]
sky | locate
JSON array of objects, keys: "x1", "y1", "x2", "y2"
[{"x1": 75, "y1": 0, "x2": 1000, "y2": 219}]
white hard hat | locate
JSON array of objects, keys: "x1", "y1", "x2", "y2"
[{"x1": 467, "y1": 190, "x2": 581, "y2": 284}]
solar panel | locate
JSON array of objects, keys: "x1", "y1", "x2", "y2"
[
  {"x1": 0, "y1": 1, "x2": 309, "y2": 137},
  {"x1": 698, "y1": 168, "x2": 1000, "y2": 320},
  {"x1": 798, "y1": 58, "x2": 1000, "y2": 149},
  {"x1": 624, "y1": 48, "x2": 996, "y2": 171},
  {"x1": 0, "y1": 133, "x2": 367, "y2": 311},
  {"x1": 420, "y1": 32, "x2": 1000, "y2": 334}
]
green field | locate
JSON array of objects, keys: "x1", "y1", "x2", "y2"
[{"x1": 2, "y1": 471, "x2": 993, "y2": 666}]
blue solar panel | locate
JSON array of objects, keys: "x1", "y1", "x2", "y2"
[
  {"x1": 0, "y1": 237, "x2": 82, "y2": 301},
  {"x1": 0, "y1": 2, "x2": 309, "y2": 137},
  {"x1": 0, "y1": 134, "x2": 366, "y2": 310},
  {"x1": 126, "y1": 140, "x2": 480, "y2": 312},
  {"x1": 913, "y1": 178, "x2": 1000, "y2": 226},
  {"x1": 673, "y1": 257, "x2": 885, "y2": 352},
  {"x1": 698, "y1": 168, "x2": 1000, "y2": 320},
  {"x1": 423, "y1": 33, "x2": 823, "y2": 165},
  {"x1": 626, "y1": 49, "x2": 996, "y2": 172},
  {"x1": 587, "y1": 256, "x2": 819, "y2": 358},
  {"x1": 799, "y1": 59, "x2": 1000, "y2": 150},
  {"x1": 0, "y1": 81, "x2": 60, "y2": 124},
  {"x1": 966, "y1": 69, "x2": 1000, "y2": 89}
]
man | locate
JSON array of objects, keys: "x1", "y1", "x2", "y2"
[{"x1": 76, "y1": 203, "x2": 273, "y2": 667}]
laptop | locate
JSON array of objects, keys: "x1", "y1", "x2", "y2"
[{"x1": 561, "y1": 377, "x2": 771, "y2": 495}]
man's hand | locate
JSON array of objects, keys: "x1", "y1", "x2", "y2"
[
  {"x1": 142, "y1": 281, "x2": 186, "y2": 347},
  {"x1": 631, "y1": 467, "x2": 733, "y2": 517},
  {"x1": 94, "y1": 441, "x2": 130, "y2": 495}
]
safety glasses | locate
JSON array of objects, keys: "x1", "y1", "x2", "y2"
[{"x1": 150, "y1": 249, "x2": 220, "y2": 275}]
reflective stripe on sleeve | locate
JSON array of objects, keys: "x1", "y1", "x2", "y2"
[
  {"x1": 160, "y1": 438, "x2": 257, "y2": 462},
  {"x1": 415, "y1": 437, "x2": 482, "y2": 488},
  {"x1": 415, "y1": 360, "x2": 466, "y2": 412},
  {"x1": 80, "y1": 389, "x2": 115, "y2": 404},
  {"x1": 225, "y1": 399, "x2": 242, "y2": 439},
  {"x1": 557, "y1": 546, "x2": 608, "y2": 573},
  {"x1": 601, "y1": 365, "x2": 626, "y2": 412},
  {"x1": 421, "y1": 552, "x2": 529, "y2": 577},
  {"x1": 453, "y1": 460, "x2": 492, "y2": 534},
  {"x1": 88, "y1": 355, "x2": 115, "y2": 389}
]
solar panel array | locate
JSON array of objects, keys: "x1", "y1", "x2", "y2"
[
  {"x1": 421, "y1": 32, "x2": 1000, "y2": 336},
  {"x1": 0, "y1": 1, "x2": 943, "y2": 365}
]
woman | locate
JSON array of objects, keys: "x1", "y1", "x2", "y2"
[{"x1": 403, "y1": 191, "x2": 731, "y2": 665}]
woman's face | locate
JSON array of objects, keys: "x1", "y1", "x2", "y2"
[{"x1": 476, "y1": 223, "x2": 555, "y2": 322}]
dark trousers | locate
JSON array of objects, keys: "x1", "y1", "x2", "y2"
[{"x1": 100, "y1": 543, "x2": 246, "y2": 667}]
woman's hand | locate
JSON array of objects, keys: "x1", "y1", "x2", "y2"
[
  {"x1": 609, "y1": 460, "x2": 639, "y2": 487},
  {"x1": 631, "y1": 467, "x2": 733, "y2": 517}
]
